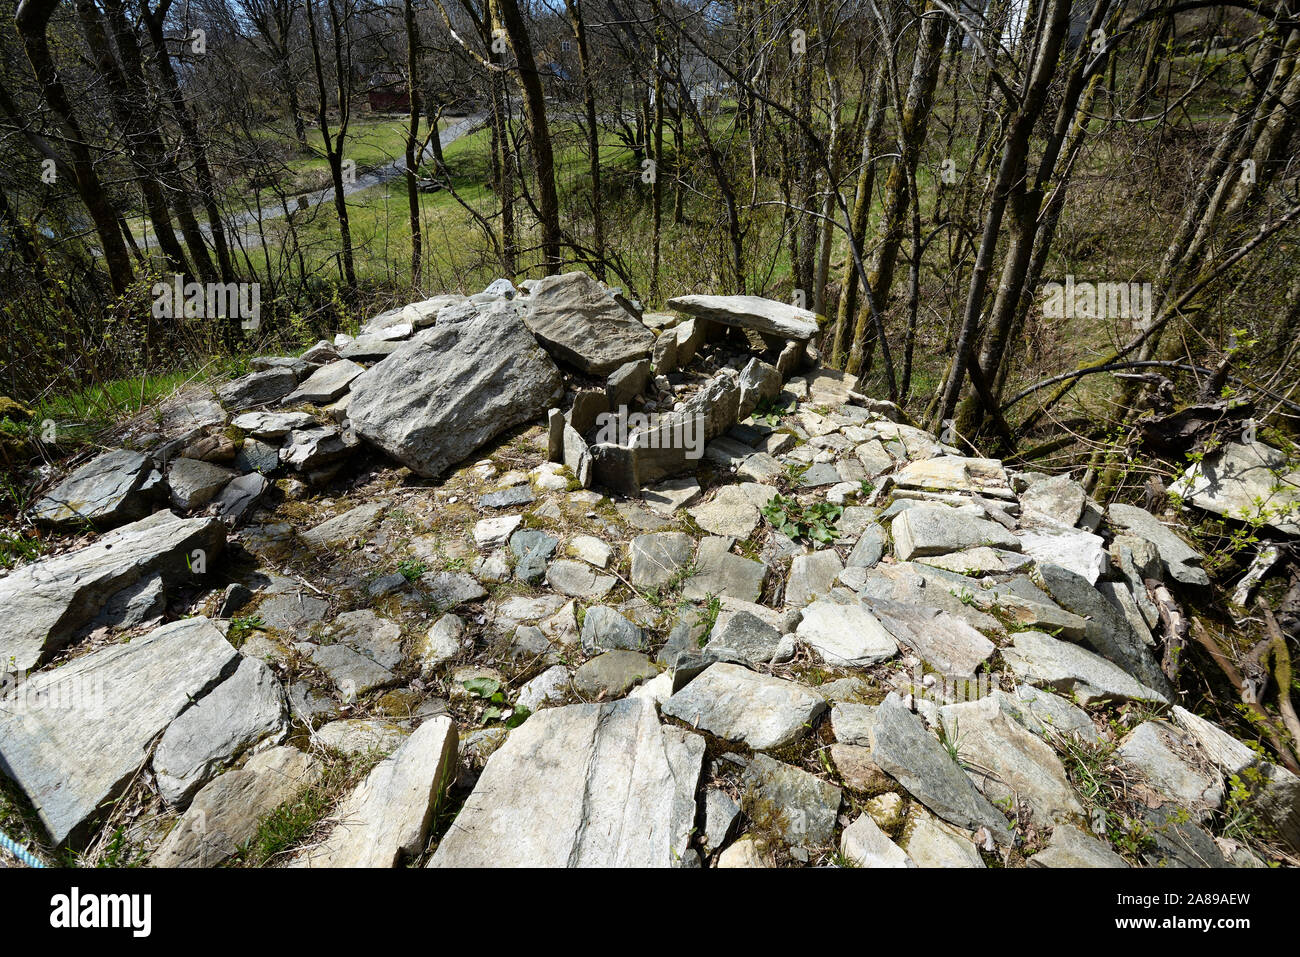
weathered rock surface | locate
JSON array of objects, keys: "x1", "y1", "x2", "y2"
[
  {"x1": 31, "y1": 449, "x2": 160, "y2": 527},
  {"x1": 1170, "y1": 441, "x2": 1300, "y2": 536},
  {"x1": 1001, "y1": 630, "x2": 1169, "y2": 706},
  {"x1": 0, "y1": 512, "x2": 225, "y2": 673},
  {"x1": 153, "y1": 655, "x2": 289, "y2": 806},
  {"x1": 151, "y1": 746, "x2": 322, "y2": 867},
  {"x1": 665, "y1": 294, "x2": 819, "y2": 340},
  {"x1": 870, "y1": 697, "x2": 1012, "y2": 844},
  {"x1": 522, "y1": 272, "x2": 656, "y2": 374},
  {"x1": 662, "y1": 663, "x2": 826, "y2": 750},
  {"x1": 348, "y1": 304, "x2": 563, "y2": 477},
  {"x1": 795, "y1": 600, "x2": 897, "y2": 667},
  {"x1": 295, "y1": 716, "x2": 458, "y2": 867},
  {"x1": 430, "y1": 699, "x2": 702, "y2": 867},
  {"x1": 0, "y1": 617, "x2": 239, "y2": 847}
]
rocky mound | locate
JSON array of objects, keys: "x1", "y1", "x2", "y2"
[{"x1": 1, "y1": 272, "x2": 1297, "y2": 868}]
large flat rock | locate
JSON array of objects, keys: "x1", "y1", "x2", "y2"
[
  {"x1": 522, "y1": 272, "x2": 656, "y2": 374},
  {"x1": 662, "y1": 663, "x2": 826, "y2": 750},
  {"x1": 665, "y1": 294, "x2": 819, "y2": 340},
  {"x1": 1170, "y1": 441, "x2": 1300, "y2": 536},
  {"x1": 795, "y1": 599, "x2": 897, "y2": 667},
  {"x1": 0, "y1": 512, "x2": 226, "y2": 673},
  {"x1": 153, "y1": 656, "x2": 289, "y2": 807},
  {"x1": 348, "y1": 302, "x2": 563, "y2": 477},
  {"x1": 1001, "y1": 630, "x2": 1169, "y2": 706},
  {"x1": 430, "y1": 699, "x2": 703, "y2": 867},
  {"x1": 30, "y1": 448, "x2": 161, "y2": 527},
  {"x1": 294, "y1": 716, "x2": 458, "y2": 867},
  {"x1": 0, "y1": 617, "x2": 240, "y2": 848}
]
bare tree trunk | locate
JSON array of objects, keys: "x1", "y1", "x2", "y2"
[
  {"x1": 306, "y1": 0, "x2": 357, "y2": 291},
  {"x1": 567, "y1": 0, "x2": 605, "y2": 279},
  {"x1": 494, "y1": 0, "x2": 562, "y2": 273},
  {"x1": 404, "y1": 0, "x2": 423, "y2": 286},
  {"x1": 14, "y1": 0, "x2": 135, "y2": 292}
]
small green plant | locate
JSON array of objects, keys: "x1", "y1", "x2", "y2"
[
  {"x1": 751, "y1": 397, "x2": 789, "y2": 427},
  {"x1": 462, "y1": 677, "x2": 528, "y2": 727},
  {"x1": 397, "y1": 558, "x2": 428, "y2": 582},
  {"x1": 760, "y1": 493, "x2": 843, "y2": 544},
  {"x1": 227, "y1": 615, "x2": 265, "y2": 646}
]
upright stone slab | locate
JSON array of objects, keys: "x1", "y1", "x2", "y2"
[
  {"x1": 294, "y1": 716, "x2": 459, "y2": 867},
  {"x1": 429, "y1": 699, "x2": 703, "y2": 867}
]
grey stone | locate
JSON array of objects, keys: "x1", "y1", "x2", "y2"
[
  {"x1": 939, "y1": 693, "x2": 1084, "y2": 824},
  {"x1": 573, "y1": 650, "x2": 657, "y2": 697},
  {"x1": 1119, "y1": 721, "x2": 1224, "y2": 816},
  {"x1": 1020, "y1": 475, "x2": 1087, "y2": 527},
  {"x1": 325, "y1": 609, "x2": 404, "y2": 670},
  {"x1": 798, "y1": 462, "x2": 842, "y2": 488},
  {"x1": 1107, "y1": 503, "x2": 1209, "y2": 586},
  {"x1": 151, "y1": 746, "x2": 322, "y2": 867},
  {"x1": 703, "y1": 789, "x2": 741, "y2": 853},
  {"x1": 234, "y1": 438, "x2": 280, "y2": 475},
  {"x1": 31, "y1": 449, "x2": 160, "y2": 527},
  {"x1": 522, "y1": 272, "x2": 656, "y2": 374},
  {"x1": 294, "y1": 716, "x2": 458, "y2": 867},
  {"x1": 510, "y1": 529, "x2": 559, "y2": 584},
  {"x1": 516, "y1": 665, "x2": 571, "y2": 713},
  {"x1": 288, "y1": 682, "x2": 339, "y2": 727},
  {"x1": 785, "y1": 551, "x2": 843, "y2": 607},
  {"x1": 846, "y1": 525, "x2": 886, "y2": 568},
  {"x1": 996, "y1": 685, "x2": 1098, "y2": 744},
  {"x1": 703, "y1": 611, "x2": 784, "y2": 666},
  {"x1": 348, "y1": 304, "x2": 563, "y2": 477},
  {"x1": 231, "y1": 410, "x2": 318, "y2": 438},
  {"x1": 300, "y1": 502, "x2": 385, "y2": 546},
  {"x1": 795, "y1": 599, "x2": 897, "y2": 667},
  {"x1": 300, "y1": 642, "x2": 397, "y2": 698},
  {"x1": 256, "y1": 592, "x2": 329, "y2": 635},
  {"x1": 891, "y1": 507, "x2": 1019, "y2": 559},
  {"x1": 1001, "y1": 630, "x2": 1169, "y2": 706},
  {"x1": 737, "y1": 357, "x2": 782, "y2": 419},
  {"x1": 218, "y1": 369, "x2": 297, "y2": 409},
  {"x1": 478, "y1": 484, "x2": 535, "y2": 509},
  {"x1": 1036, "y1": 562, "x2": 1170, "y2": 697},
  {"x1": 315, "y1": 719, "x2": 410, "y2": 757},
  {"x1": 662, "y1": 663, "x2": 826, "y2": 750},
  {"x1": 841, "y1": 814, "x2": 914, "y2": 867},
  {"x1": 742, "y1": 753, "x2": 841, "y2": 849},
  {"x1": 430, "y1": 699, "x2": 702, "y2": 867},
  {"x1": 279, "y1": 425, "x2": 358, "y2": 472},
  {"x1": 416, "y1": 613, "x2": 465, "y2": 673},
  {"x1": 688, "y1": 485, "x2": 760, "y2": 538},
  {"x1": 870, "y1": 696, "x2": 1012, "y2": 844},
  {"x1": 0, "y1": 512, "x2": 226, "y2": 673},
  {"x1": 682, "y1": 537, "x2": 768, "y2": 604},
  {"x1": 547, "y1": 559, "x2": 616, "y2": 600},
  {"x1": 213, "y1": 472, "x2": 269, "y2": 525},
  {"x1": 421, "y1": 571, "x2": 488, "y2": 609},
  {"x1": 1016, "y1": 523, "x2": 1108, "y2": 584},
  {"x1": 154, "y1": 656, "x2": 289, "y2": 806},
  {"x1": 1030, "y1": 824, "x2": 1129, "y2": 868},
  {"x1": 474, "y1": 514, "x2": 523, "y2": 549},
  {"x1": 1169, "y1": 441, "x2": 1300, "y2": 536},
  {"x1": 830, "y1": 702, "x2": 877, "y2": 745},
  {"x1": 287, "y1": 359, "x2": 365, "y2": 404},
  {"x1": 580, "y1": 605, "x2": 646, "y2": 654},
  {"x1": 167, "y1": 457, "x2": 234, "y2": 510},
  {"x1": 666, "y1": 294, "x2": 819, "y2": 340},
  {"x1": 0, "y1": 617, "x2": 240, "y2": 848},
  {"x1": 607, "y1": 359, "x2": 652, "y2": 409},
  {"x1": 860, "y1": 597, "x2": 994, "y2": 676}
]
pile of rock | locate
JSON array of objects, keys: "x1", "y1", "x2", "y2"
[{"x1": 3, "y1": 271, "x2": 1298, "y2": 870}]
